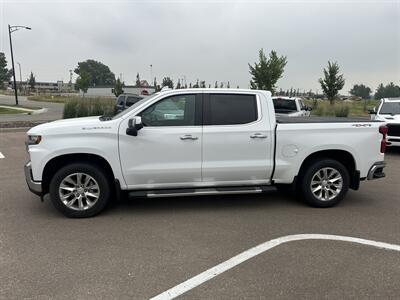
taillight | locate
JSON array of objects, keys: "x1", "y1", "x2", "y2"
[{"x1": 379, "y1": 125, "x2": 388, "y2": 153}]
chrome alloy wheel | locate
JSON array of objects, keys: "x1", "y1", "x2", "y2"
[
  {"x1": 310, "y1": 167, "x2": 343, "y2": 201},
  {"x1": 59, "y1": 173, "x2": 100, "y2": 211}
]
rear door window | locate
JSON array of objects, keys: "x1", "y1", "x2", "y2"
[{"x1": 204, "y1": 94, "x2": 258, "y2": 125}]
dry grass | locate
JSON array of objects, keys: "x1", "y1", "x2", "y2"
[
  {"x1": 62, "y1": 97, "x2": 116, "y2": 119},
  {"x1": 306, "y1": 99, "x2": 379, "y2": 118}
]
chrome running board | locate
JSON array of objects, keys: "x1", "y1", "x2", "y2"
[{"x1": 144, "y1": 186, "x2": 276, "y2": 198}]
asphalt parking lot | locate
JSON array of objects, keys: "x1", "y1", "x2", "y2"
[{"x1": 1, "y1": 131, "x2": 400, "y2": 299}]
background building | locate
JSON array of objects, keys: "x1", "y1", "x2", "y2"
[{"x1": 84, "y1": 85, "x2": 155, "y2": 97}]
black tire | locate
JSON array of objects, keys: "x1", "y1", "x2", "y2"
[
  {"x1": 300, "y1": 159, "x2": 349, "y2": 208},
  {"x1": 49, "y1": 163, "x2": 111, "y2": 218}
]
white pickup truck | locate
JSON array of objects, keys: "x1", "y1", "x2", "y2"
[
  {"x1": 369, "y1": 98, "x2": 400, "y2": 147},
  {"x1": 272, "y1": 96, "x2": 311, "y2": 117},
  {"x1": 25, "y1": 89, "x2": 387, "y2": 218}
]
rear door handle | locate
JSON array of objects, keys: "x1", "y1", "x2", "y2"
[
  {"x1": 250, "y1": 133, "x2": 267, "y2": 139},
  {"x1": 180, "y1": 134, "x2": 198, "y2": 141}
]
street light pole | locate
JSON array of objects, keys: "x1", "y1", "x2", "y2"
[
  {"x1": 8, "y1": 25, "x2": 18, "y2": 105},
  {"x1": 8, "y1": 24, "x2": 31, "y2": 106}
]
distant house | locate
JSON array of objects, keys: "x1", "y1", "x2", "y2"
[{"x1": 83, "y1": 85, "x2": 155, "y2": 97}]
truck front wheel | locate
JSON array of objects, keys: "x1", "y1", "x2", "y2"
[
  {"x1": 300, "y1": 159, "x2": 349, "y2": 207},
  {"x1": 49, "y1": 163, "x2": 111, "y2": 218}
]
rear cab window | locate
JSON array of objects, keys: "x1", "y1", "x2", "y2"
[
  {"x1": 273, "y1": 98, "x2": 297, "y2": 112},
  {"x1": 204, "y1": 94, "x2": 258, "y2": 125}
]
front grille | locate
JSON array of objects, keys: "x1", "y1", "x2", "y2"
[{"x1": 387, "y1": 124, "x2": 400, "y2": 137}]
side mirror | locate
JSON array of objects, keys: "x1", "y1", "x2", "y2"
[
  {"x1": 306, "y1": 106, "x2": 313, "y2": 111},
  {"x1": 368, "y1": 109, "x2": 376, "y2": 114},
  {"x1": 126, "y1": 116, "x2": 144, "y2": 136}
]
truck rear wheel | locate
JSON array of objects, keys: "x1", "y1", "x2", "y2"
[
  {"x1": 49, "y1": 163, "x2": 111, "y2": 218},
  {"x1": 300, "y1": 159, "x2": 349, "y2": 207}
]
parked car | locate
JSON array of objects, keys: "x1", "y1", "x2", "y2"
[
  {"x1": 369, "y1": 98, "x2": 400, "y2": 147},
  {"x1": 25, "y1": 89, "x2": 386, "y2": 218},
  {"x1": 116, "y1": 93, "x2": 144, "y2": 113},
  {"x1": 272, "y1": 96, "x2": 311, "y2": 117}
]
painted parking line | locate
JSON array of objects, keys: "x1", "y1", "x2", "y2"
[
  {"x1": 0, "y1": 152, "x2": 4, "y2": 159},
  {"x1": 150, "y1": 234, "x2": 400, "y2": 300}
]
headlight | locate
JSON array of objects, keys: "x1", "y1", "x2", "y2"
[{"x1": 27, "y1": 135, "x2": 42, "y2": 145}]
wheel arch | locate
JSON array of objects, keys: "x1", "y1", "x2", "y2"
[
  {"x1": 42, "y1": 153, "x2": 116, "y2": 195},
  {"x1": 296, "y1": 149, "x2": 359, "y2": 190}
]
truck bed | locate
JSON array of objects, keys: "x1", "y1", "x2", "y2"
[{"x1": 276, "y1": 116, "x2": 382, "y2": 124}]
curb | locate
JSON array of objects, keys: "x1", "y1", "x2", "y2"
[{"x1": 0, "y1": 127, "x2": 30, "y2": 132}]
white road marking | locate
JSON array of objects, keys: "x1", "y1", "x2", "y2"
[
  {"x1": 0, "y1": 152, "x2": 4, "y2": 159},
  {"x1": 150, "y1": 234, "x2": 400, "y2": 300}
]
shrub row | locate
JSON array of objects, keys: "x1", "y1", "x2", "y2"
[
  {"x1": 63, "y1": 97, "x2": 116, "y2": 119},
  {"x1": 312, "y1": 101, "x2": 350, "y2": 117}
]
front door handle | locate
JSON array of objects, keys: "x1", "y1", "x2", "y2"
[
  {"x1": 250, "y1": 133, "x2": 267, "y2": 139},
  {"x1": 180, "y1": 134, "x2": 198, "y2": 141}
]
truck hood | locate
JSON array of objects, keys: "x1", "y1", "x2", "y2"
[
  {"x1": 27, "y1": 116, "x2": 109, "y2": 135},
  {"x1": 377, "y1": 114, "x2": 400, "y2": 124}
]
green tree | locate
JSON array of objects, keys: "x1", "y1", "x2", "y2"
[
  {"x1": 375, "y1": 82, "x2": 400, "y2": 99},
  {"x1": 162, "y1": 77, "x2": 174, "y2": 89},
  {"x1": 249, "y1": 49, "x2": 287, "y2": 93},
  {"x1": 374, "y1": 83, "x2": 385, "y2": 100},
  {"x1": 214, "y1": 81, "x2": 218, "y2": 88},
  {"x1": 176, "y1": 79, "x2": 181, "y2": 89},
  {"x1": 0, "y1": 52, "x2": 11, "y2": 88},
  {"x1": 113, "y1": 78, "x2": 124, "y2": 97},
  {"x1": 74, "y1": 59, "x2": 115, "y2": 87},
  {"x1": 75, "y1": 71, "x2": 91, "y2": 96},
  {"x1": 349, "y1": 84, "x2": 371, "y2": 99},
  {"x1": 318, "y1": 61, "x2": 345, "y2": 104},
  {"x1": 383, "y1": 82, "x2": 400, "y2": 98},
  {"x1": 136, "y1": 73, "x2": 141, "y2": 87},
  {"x1": 28, "y1": 72, "x2": 36, "y2": 90}
]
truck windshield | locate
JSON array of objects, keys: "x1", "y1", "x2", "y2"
[
  {"x1": 112, "y1": 93, "x2": 159, "y2": 120},
  {"x1": 273, "y1": 98, "x2": 297, "y2": 111},
  {"x1": 379, "y1": 102, "x2": 400, "y2": 115}
]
